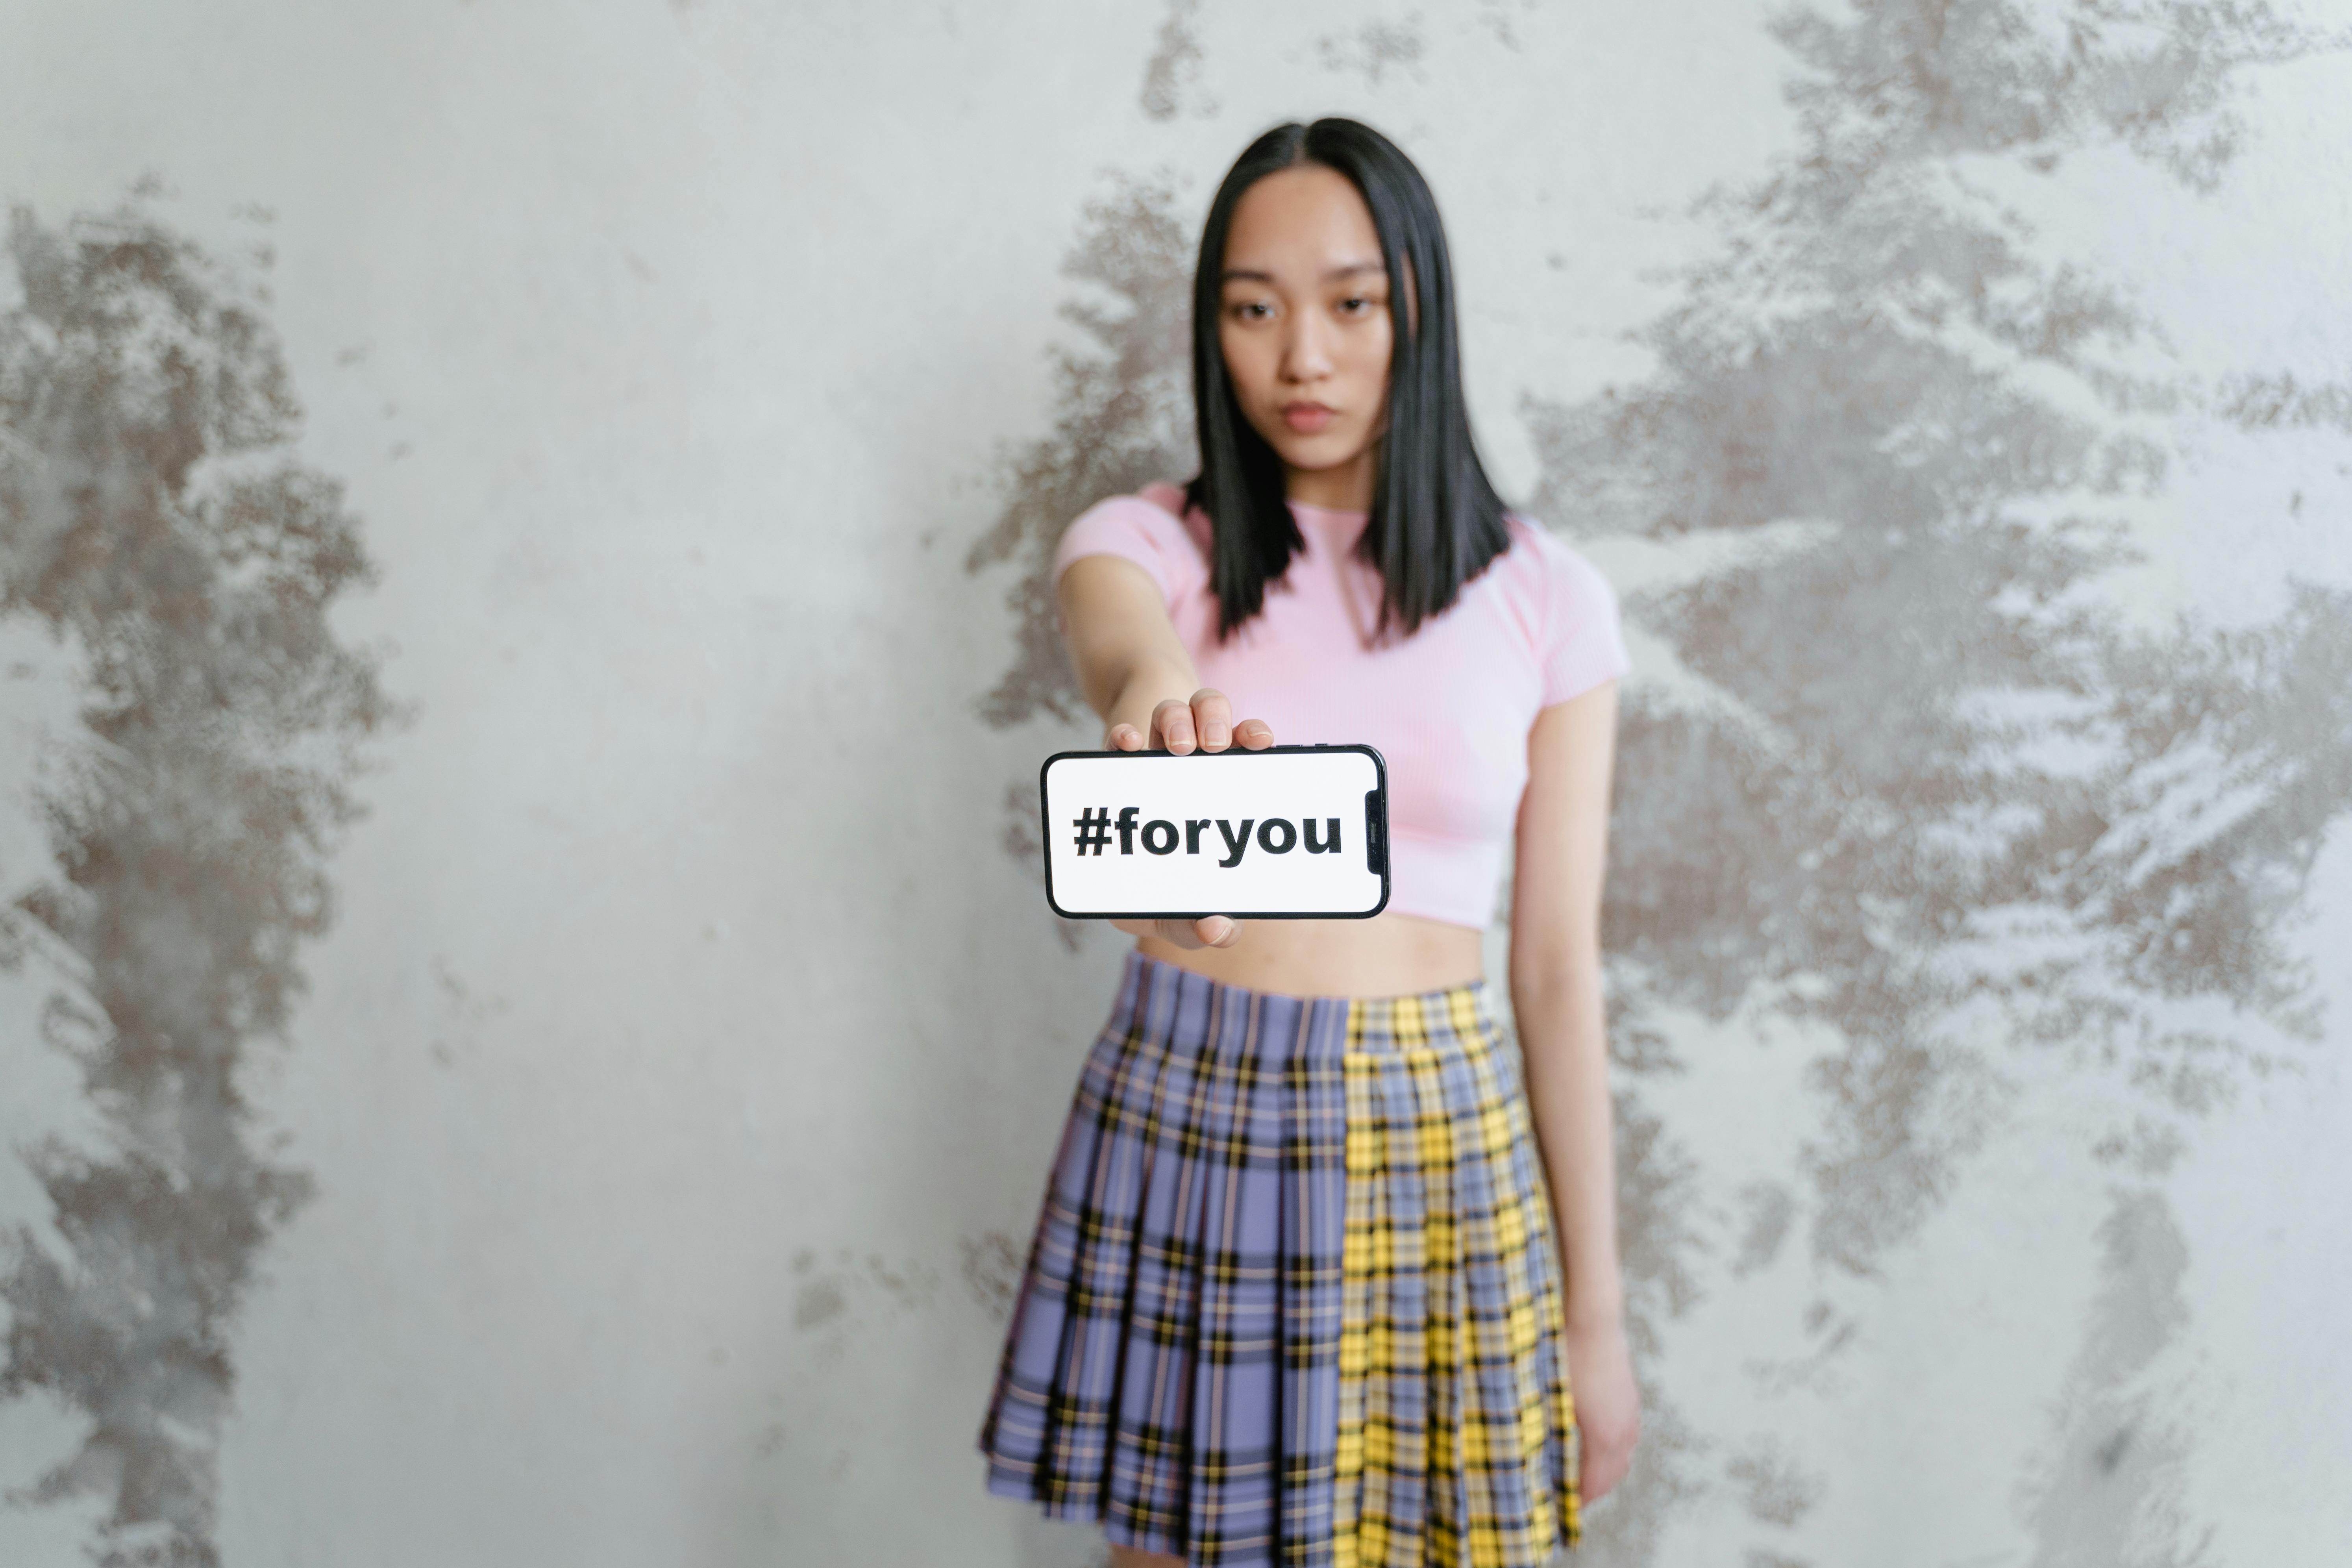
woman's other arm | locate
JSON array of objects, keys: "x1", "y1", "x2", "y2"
[
  {"x1": 1508, "y1": 679, "x2": 1641, "y2": 1502},
  {"x1": 1058, "y1": 553, "x2": 1271, "y2": 949}
]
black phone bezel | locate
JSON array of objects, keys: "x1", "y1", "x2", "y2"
[{"x1": 1037, "y1": 743, "x2": 1390, "y2": 921}]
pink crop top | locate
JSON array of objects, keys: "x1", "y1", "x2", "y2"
[{"x1": 1053, "y1": 481, "x2": 1630, "y2": 930}]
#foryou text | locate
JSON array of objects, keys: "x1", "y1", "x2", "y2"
[{"x1": 1072, "y1": 805, "x2": 1344, "y2": 868}]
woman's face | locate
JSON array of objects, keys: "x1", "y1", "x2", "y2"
[{"x1": 1217, "y1": 164, "x2": 1395, "y2": 485}]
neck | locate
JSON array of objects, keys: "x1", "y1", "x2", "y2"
[{"x1": 1284, "y1": 444, "x2": 1377, "y2": 511}]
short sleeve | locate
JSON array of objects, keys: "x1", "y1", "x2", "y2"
[
  {"x1": 1051, "y1": 491, "x2": 1204, "y2": 608},
  {"x1": 1529, "y1": 528, "x2": 1631, "y2": 706}
]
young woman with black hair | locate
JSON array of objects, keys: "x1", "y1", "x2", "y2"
[{"x1": 980, "y1": 118, "x2": 1641, "y2": 1567}]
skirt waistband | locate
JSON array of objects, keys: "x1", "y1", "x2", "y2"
[{"x1": 1106, "y1": 948, "x2": 1497, "y2": 1064}]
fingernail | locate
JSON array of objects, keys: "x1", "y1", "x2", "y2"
[{"x1": 1204, "y1": 724, "x2": 1229, "y2": 748}]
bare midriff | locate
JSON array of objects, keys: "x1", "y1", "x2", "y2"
[{"x1": 1134, "y1": 910, "x2": 1486, "y2": 999}]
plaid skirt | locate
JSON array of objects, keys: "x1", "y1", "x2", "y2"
[{"x1": 979, "y1": 951, "x2": 1581, "y2": 1566}]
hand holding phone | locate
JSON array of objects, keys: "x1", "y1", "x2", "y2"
[
  {"x1": 1042, "y1": 744, "x2": 1390, "y2": 921},
  {"x1": 1046, "y1": 683, "x2": 1390, "y2": 926},
  {"x1": 1101, "y1": 687, "x2": 1271, "y2": 949},
  {"x1": 1106, "y1": 686, "x2": 1273, "y2": 762}
]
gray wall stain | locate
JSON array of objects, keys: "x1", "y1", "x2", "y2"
[
  {"x1": 2021, "y1": 1187, "x2": 2200, "y2": 1568},
  {"x1": 1732, "y1": 1179, "x2": 1795, "y2": 1276},
  {"x1": 1519, "y1": 0, "x2": 2351, "y2": 1557},
  {"x1": 959, "y1": 1231, "x2": 1024, "y2": 1324},
  {"x1": 2217, "y1": 371, "x2": 2352, "y2": 434},
  {"x1": 1726, "y1": 1437, "x2": 1822, "y2": 1529},
  {"x1": 1471, "y1": 0, "x2": 1538, "y2": 52},
  {"x1": 788, "y1": 1246, "x2": 939, "y2": 1335},
  {"x1": 794, "y1": 1277, "x2": 849, "y2": 1331},
  {"x1": 1138, "y1": 0, "x2": 1210, "y2": 122},
  {"x1": 1318, "y1": 19, "x2": 1427, "y2": 87},
  {"x1": 0, "y1": 200, "x2": 390, "y2": 1568},
  {"x1": 427, "y1": 955, "x2": 507, "y2": 1070},
  {"x1": 1529, "y1": 0, "x2": 2352, "y2": 1217},
  {"x1": 1770, "y1": 0, "x2": 2328, "y2": 191},
  {"x1": 963, "y1": 172, "x2": 1195, "y2": 944},
  {"x1": 966, "y1": 174, "x2": 1197, "y2": 733}
]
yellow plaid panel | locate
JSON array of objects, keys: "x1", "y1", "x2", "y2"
[{"x1": 1333, "y1": 984, "x2": 1582, "y2": 1567}]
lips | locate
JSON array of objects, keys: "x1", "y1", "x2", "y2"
[{"x1": 1281, "y1": 402, "x2": 1336, "y2": 433}]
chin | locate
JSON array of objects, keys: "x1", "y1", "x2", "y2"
[{"x1": 1264, "y1": 430, "x2": 1371, "y2": 473}]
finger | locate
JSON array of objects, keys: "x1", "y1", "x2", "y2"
[
  {"x1": 1107, "y1": 723, "x2": 1144, "y2": 751},
  {"x1": 1151, "y1": 917, "x2": 1205, "y2": 949},
  {"x1": 1194, "y1": 915, "x2": 1238, "y2": 947},
  {"x1": 1595, "y1": 1449, "x2": 1632, "y2": 1501},
  {"x1": 1152, "y1": 699, "x2": 1197, "y2": 755},
  {"x1": 1233, "y1": 718, "x2": 1275, "y2": 750},
  {"x1": 1581, "y1": 1433, "x2": 1624, "y2": 1501},
  {"x1": 1191, "y1": 688, "x2": 1233, "y2": 751}
]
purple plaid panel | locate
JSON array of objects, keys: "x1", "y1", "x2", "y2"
[{"x1": 981, "y1": 953, "x2": 1349, "y2": 1567}]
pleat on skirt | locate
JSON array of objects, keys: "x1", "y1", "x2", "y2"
[{"x1": 979, "y1": 951, "x2": 1581, "y2": 1566}]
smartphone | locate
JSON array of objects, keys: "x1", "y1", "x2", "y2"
[{"x1": 1038, "y1": 744, "x2": 1389, "y2": 919}]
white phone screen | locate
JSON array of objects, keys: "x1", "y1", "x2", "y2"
[{"x1": 1039, "y1": 745, "x2": 1389, "y2": 918}]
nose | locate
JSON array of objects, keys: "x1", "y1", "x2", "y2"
[{"x1": 1278, "y1": 307, "x2": 1334, "y2": 385}]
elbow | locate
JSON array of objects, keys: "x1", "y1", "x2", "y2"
[{"x1": 1508, "y1": 927, "x2": 1603, "y2": 1014}]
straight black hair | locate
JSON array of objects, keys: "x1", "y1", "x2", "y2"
[{"x1": 1184, "y1": 118, "x2": 1512, "y2": 640}]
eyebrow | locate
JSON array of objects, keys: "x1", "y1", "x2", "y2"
[{"x1": 1220, "y1": 261, "x2": 1387, "y2": 284}]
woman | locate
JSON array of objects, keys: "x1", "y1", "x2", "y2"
[{"x1": 980, "y1": 118, "x2": 1640, "y2": 1567}]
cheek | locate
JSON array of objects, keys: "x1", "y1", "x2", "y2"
[
  {"x1": 1347, "y1": 320, "x2": 1395, "y2": 385},
  {"x1": 1219, "y1": 326, "x2": 1273, "y2": 398}
]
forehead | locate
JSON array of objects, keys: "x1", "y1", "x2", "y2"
[{"x1": 1222, "y1": 165, "x2": 1383, "y2": 278}]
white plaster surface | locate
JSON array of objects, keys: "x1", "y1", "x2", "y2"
[{"x1": 0, "y1": 2, "x2": 2346, "y2": 1565}]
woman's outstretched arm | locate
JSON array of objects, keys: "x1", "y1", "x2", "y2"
[
  {"x1": 1058, "y1": 553, "x2": 1272, "y2": 949},
  {"x1": 1508, "y1": 679, "x2": 1641, "y2": 1503}
]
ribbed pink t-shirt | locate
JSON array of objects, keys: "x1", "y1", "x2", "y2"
[{"x1": 1053, "y1": 481, "x2": 1630, "y2": 930}]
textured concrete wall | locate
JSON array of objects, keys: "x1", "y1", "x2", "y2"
[{"x1": 2, "y1": 3, "x2": 2348, "y2": 1565}]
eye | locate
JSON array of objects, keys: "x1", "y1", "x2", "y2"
[{"x1": 1227, "y1": 300, "x2": 1274, "y2": 322}]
